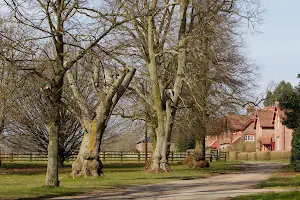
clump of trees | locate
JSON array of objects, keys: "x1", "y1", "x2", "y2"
[
  {"x1": 0, "y1": 0, "x2": 263, "y2": 187},
  {"x1": 279, "y1": 79, "x2": 300, "y2": 171},
  {"x1": 264, "y1": 81, "x2": 293, "y2": 106}
]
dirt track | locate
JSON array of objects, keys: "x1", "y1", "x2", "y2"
[{"x1": 51, "y1": 162, "x2": 291, "y2": 200}]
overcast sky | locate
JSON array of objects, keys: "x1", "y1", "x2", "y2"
[{"x1": 245, "y1": 0, "x2": 300, "y2": 94}]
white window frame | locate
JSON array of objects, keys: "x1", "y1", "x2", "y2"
[{"x1": 244, "y1": 135, "x2": 254, "y2": 142}]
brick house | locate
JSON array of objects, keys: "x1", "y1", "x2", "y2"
[
  {"x1": 254, "y1": 107, "x2": 276, "y2": 151},
  {"x1": 254, "y1": 103, "x2": 293, "y2": 152},
  {"x1": 206, "y1": 114, "x2": 255, "y2": 150},
  {"x1": 273, "y1": 103, "x2": 293, "y2": 151},
  {"x1": 207, "y1": 103, "x2": 293, "y2": 152}
]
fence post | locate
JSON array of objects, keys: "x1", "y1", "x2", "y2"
[
  {"x1": 103, "y1": 151, "x2": 105, "y2": 162},
  {"x1": 171, "y1": 151, "x2": 174, "y2": 162},
  {"x1": 121, "y1": 151, "x2": 123, "y2": 163},
  {"x1": 10, "y1": 151, "x2": 13, "y2": 162},
  {"x1": 138, "y1": 151, "x2": 140, "y2": 163},
  {"x1": 30, "y1": 152, "x2": 32, "y2": 162}
]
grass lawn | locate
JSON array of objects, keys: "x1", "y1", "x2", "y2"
[
  {"x1": 232, "y1": 191, "x2": 300, "y2": 200},
  {"x1": 255, "y1": 164, "x2": 300, "y2": 188},
  {"x1": 233, "y1": 164, "x2": 300, "y2": 200},
  {"x1": 0, "y1": 161, "x2": 241, "y2": 199}
]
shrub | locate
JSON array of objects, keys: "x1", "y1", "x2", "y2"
[
  {"x1": 176, "y1": 139, "x2": 195, "y2": 152},
  {"x1": 248, "y1": 152, "x2": 257, "y2": 160},
  {"x1": 183, "y1": 155, "x2": 209, "y2": 169},
  {"x1": 270, "y1": 151, "x2": 284, "y2": 160},
  {"x1": 256, "y1": 151, "x2": 271, "y2": 160},
  {"x1": 237, "y1": 152, "x2": 248, "y2": 160},
  {"x1": 229, "y1": 140, "x2": 256, "y2": 152},
  {"x1": 291, "y1": 129, "x2": 300, "y2": 171},
  {"x1": 228, "y1": 151, "x2": 240, "y2": 161}
]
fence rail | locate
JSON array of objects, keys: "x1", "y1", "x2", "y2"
[{"x1": 0, "y1": 150, "x2": 227, "y2": 163}]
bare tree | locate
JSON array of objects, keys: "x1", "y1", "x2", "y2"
[
  {"x1": 0, "y1": 0, "x2": 133, "y2": 186},
  {"x1": 67, "y1": 55, "x2": 136, "y2": 177},
  {"x1": 117, "y1": 0, "x2": 262, "y2": 172},
  {"x1": 180, "y1": 0, "x2": 262, "y2": 167},
  {"x1": 5, "y1": 87, "x2": 82, "y2": 167}
]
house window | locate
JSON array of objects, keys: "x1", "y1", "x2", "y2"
[{"x1": 244, "y1": 135, "x2": 254, "y2": 141}]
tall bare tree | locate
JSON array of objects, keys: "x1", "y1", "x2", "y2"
[
  {"x1": 1, "y1": 0, "x2": 132, "y2": 186},
  {"x1": 67, "y1": 56, "x2": 136, "y2": 177},
  {"x1": 118, "y1": 0, "x2": 262, "y2": 171}
]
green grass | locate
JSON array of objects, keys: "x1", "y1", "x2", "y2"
[
  {"x1": 0, "y1": 161, "x2": 241, "y2": 199},
  {"x1": 256, "y1": 165, "x2": 300, "y2": 188},
  {"x1": 232, "y1": 191, "x2": 300, "y2": 200},
  {"x1": 233, "y1": 164, "x2": 300, "y2": 200}
]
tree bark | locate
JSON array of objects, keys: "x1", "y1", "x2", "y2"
[
  {"x1": 194, "y1": 134, "x2": 206, "y2": 161},
  {"x1": 0, "y1": 100, "x2": 5, "y2": 136},
  {"x1": 44, "y1": 81, "x2": 63, "y2": 186},
  {"x1": 149, "y1": 0, "x2": 188, "y2": 172},
  {"x1": 70, "y1": 67, "x2": 135, "y2": 177},
  {"x1": 72, "y1": 119, "x2": 106, "y2": 177},
  {"x1": 44, "y1": 108, "x2": 60, "y2": 186}
]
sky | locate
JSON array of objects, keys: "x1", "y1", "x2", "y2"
[{"x1": 245, "y1": 0, "x2": 300, "y2": 94}]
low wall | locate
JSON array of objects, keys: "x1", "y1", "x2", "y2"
[{"x1": 228, "y1": 151, "x2": 291, "y2": 161}]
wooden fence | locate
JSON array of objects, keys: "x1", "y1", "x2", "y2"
[{"x1": 0, "y1": 150, "x2": 227, "y2": 163}]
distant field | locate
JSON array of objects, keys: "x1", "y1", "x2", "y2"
[{"x1": 0, "y1": 161, "x2": 241, "y2": 199}]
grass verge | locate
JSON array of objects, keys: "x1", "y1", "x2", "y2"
[
  {"x1": 233, "y1": 164, "x2": 300, "y2": 200},
  {"x1": 232, "y1": 191, "x2": 300, "y2": 200},
  {"x1": 0, "y1": 161, "x2": 241, "y2": 199},
  {"x1": 256, "y1": 164, "x2": 300, "y2": 188}
]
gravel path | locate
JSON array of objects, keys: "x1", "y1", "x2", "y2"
[{"x1": 51, "y1": 162, "x2": 293, "y2": 200}]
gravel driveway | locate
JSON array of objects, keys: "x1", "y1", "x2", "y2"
[{"x1": 51, "y1": 162, "x2": 290, "y2": 200}]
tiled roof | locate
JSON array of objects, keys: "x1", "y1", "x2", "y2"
[
  {"x1": 256, "y1": 109, "x2": 275, "y2": 128},
  {"x1": 227, "y1": 114, "x2": 254, "y2": 131}
]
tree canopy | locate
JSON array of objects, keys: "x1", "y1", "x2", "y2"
[{"x1": 264, "y1": 81, "x2": 293, "y2": 107}]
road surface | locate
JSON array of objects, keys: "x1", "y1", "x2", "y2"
[{"x1": 51, "y1": 162, "x2": 291, "y2": 200}]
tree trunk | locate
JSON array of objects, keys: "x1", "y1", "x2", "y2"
[
  {"x1": 58, "y1": 152, "x2": 65, "y2": 167},
  {"x1": 0, "y1": 100, "x2": 5, "y2": 136},
  {"x1": 151, "y1": 124, "x2": 170, "y2": 172},
  {"x1": 72, "y1": 120, "x2": 105, "y2": 177},
  {"x1": 194, "y1": 134, "x2": 206, "y2": 161},
  {"x1": 44, "y1": 118, "x2": 59, "y2": 186}
]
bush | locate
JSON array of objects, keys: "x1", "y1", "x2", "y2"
[
  {"x1": 237, "y1": 152, "x2": 248, "y2": 160},
  {"x1": 228, "y1": 151, "x2": 239, "y2": 161},
  {"x1": 248, "y1": 152, "x2": 257, "y2": 160},
  {"x1": 229, "y1": 140, "x2": 256, "y2": 152},
  {"x1": 183, "y1": 155, "x2": 209, "y2": 169},
  {"x1": 283, "y1": 151, "x2": 291, "y2": 159},
  {"x1": 291, "y1": 129, "x2": 300, "y2": 171},
  {"x1": 270, "y1": 151, "x2": 284, "y2": 160},
  {"x1": 176, "y1": 139, "x2": 196, "y2": 152},
  {"x1": 256, "y1": 151, "x2": 271, "y2": 160}
]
